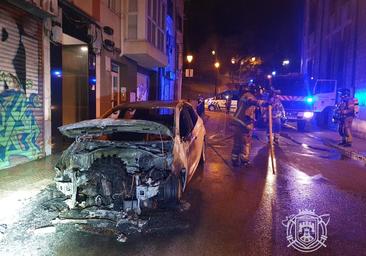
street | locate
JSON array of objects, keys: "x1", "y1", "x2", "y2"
[{"x1": 1, "y1": 111, "x2": 366, "y2": 256}]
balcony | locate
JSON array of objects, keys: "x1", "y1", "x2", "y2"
[{"x1": 124, "y1": 40, "x2": 168, "y2": 69}]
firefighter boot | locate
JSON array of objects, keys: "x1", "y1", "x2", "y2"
[{"x1": 240, "y1": 144, "x2": 251, "y2": 167}]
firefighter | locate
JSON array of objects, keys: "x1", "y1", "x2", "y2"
[
  {"x1": 334, "y1": 88, "x2": 358, "y2": 147},
  {"x1": 231, "y1": 84, "x2": 267, "y2": 167},
  {"x1": 263, "y1": 89, "x2": 286, "y2": 144}
]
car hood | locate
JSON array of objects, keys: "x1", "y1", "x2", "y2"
[{"x1": 59, "y1": 118, "x2": 173, "y2": 138}]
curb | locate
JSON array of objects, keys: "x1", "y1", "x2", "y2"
[{"x1": 310, "y1": 135, "x2": 366, "y2": 164}]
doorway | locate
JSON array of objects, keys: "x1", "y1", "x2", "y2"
[
  {"x1": 51, "y1": 34, "x2": 90, "y2": 152},
  {"x1": 111, "y1": 64, "x2": 120, "y2": 108}
]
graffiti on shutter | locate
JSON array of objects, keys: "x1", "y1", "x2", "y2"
[{"x1": 0, "y1": 3, "x2": 44, "y2": 169}]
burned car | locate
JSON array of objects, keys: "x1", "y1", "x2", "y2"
[{"x1": 54, "y1": 101, "x2": 206, "y2": 220}]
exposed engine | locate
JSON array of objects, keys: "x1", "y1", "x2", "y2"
[{"x1": 54, "y1": 140, "x2": 175, "y2": 215}]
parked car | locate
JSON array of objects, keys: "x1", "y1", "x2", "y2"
[
  {"x1": 205, "y1": 90, "x2": 240, "y2": 112},
  {"x1": 54, "y1": 101, "x2": 206, "y2": 218}
]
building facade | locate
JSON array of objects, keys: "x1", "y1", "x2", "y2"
[
  {"x1": 0, "y1": 0, "x2": 55, "y2": 169},
  {"x1": 0, "y1": 0, "x2": 183, "y2": 169},
  {"x1": 302, "y1": 0, "x2": 366, "y2": 137}
]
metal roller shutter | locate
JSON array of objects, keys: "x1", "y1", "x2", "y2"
[{"x1": 0, "y1": 2, "x2": 44, "y2": 169}]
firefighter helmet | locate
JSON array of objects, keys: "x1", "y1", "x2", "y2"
[{"x1": 338, "y1": 88, "x2": 351, "y2": 97}]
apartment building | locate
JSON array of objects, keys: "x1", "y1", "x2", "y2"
[{"x1": 0, "y1": 0, "x2": 183, "y2": 169}]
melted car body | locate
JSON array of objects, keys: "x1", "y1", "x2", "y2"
[{"x1": 54, "y1": 101, "x2": 206, "y2": 217}]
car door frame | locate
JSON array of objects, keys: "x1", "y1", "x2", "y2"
[{"x1": 184, "y1": 104, "x2": 204, "y2": 178}]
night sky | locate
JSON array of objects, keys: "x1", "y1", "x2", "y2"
[{"x1": 184, "y1": 0, "x2": 305, "y2": 74}]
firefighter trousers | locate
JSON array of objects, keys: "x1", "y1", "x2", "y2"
[
  {"x1": 338, "y1": 117, "x2": 353, "y2": 144},
  {"x1": 231, "y1": 126, "x2": 253, "y2": 162}
]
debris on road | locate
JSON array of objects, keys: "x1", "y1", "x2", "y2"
[
  {"x1": 30, "y1": 225, "x2": 56, "y2": 235},
  {"x1": 116, "y1": 233, "x2": 128, "y2": 243},
  {"x1": 0, "y1": 224, "x2": 7, "y2": 234}
]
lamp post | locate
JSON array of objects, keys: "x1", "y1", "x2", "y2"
[
  {"x1": 214, "y1": 61, "x2": 220, "y2": 95},
  {"x1": 185, "y1": 55, "x2": 194, "y2": 78},
  {"x1": 186, "y1": 55, "x2": 193, "y2": 64}
]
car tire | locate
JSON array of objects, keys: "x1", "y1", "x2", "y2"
[
  {"x1": 159, "y1": 173, "x2": 182, "y2": 206},
  {"x1": 208, "y1": 105, "x2": 215, "y2": 111}
]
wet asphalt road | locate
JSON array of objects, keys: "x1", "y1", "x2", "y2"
[{"x1": 1, "y1": 111, "x2": 366, "y2": 256}]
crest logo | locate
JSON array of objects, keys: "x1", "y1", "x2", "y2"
[{"x1": 282, "y1": 209, "x2": 330, "y2": 253}]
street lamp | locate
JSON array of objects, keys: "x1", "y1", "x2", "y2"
[
  {"x1": 251, "y1": 57, "x2": 256, "y2": 62},
  {"x1": 186, "y1": 55, "x2": 193, "y2": 63},
  {"x1": 231, "y1": 57, "x2": 236, "y2": 65},
  {"x1": 282, "y1": 59, "x2": 290, "y2": 66},
  {"x1": 212, "y1": 50, "x2": 216, "y2": 56},
  {"x1": 214, "y1": 61, "x2": 220, "y2": 69}
]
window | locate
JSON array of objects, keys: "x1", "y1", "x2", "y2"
[
  {"x1": 185, "y1": 105, "x2": 198, "y2": 126},
  {"x1": 153, "y1": 0, "x2": 158, "y2": 21},
  {"x1": 128, "y1": 0, "x2": 137, "y2": 12},
  {"x1": 127, "y1": 0, "x2": 138, "y2": 39},
  {"x1": 147, "y1": 0, "x2": 166, "y2": 52},
  {"x1": 179, "y1": 108, "x2": 194, "y2": 138},
  {"x1": 128, "y1": 15, "x2": 138, "y2": 39},
  {"x1": 108, "y1": 0, "x2": 121, "y2": 14},
  {"x1": 116, "y1": 107, "x2": 175, "y2": 131},
  {"x1": 314, "y1": 81, "x2": 336, "y2": 94}
]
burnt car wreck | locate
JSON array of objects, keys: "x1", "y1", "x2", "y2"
[
  {"x1": 53, "y1": 101, "x2": 206, "y2": 241},
  {"x1": 54, "y1": 118, "x2": 182, "y2": 211},
  {"x1": 53, "y1": 119, "x2": 183, "y2": 240}
]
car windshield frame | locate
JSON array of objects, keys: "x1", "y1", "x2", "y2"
[{"x1": 109, "y1": 106, "x2": 176, "y2": 135}]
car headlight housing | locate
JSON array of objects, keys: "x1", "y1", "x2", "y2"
[{"x1": 303, "y1": 112, "x2": 314, "y2": 119}]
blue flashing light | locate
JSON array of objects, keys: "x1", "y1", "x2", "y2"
[
  {"x1": 272, "y1": 71, "x2": 276, "y2": 76},
  {"x1": 306, "y1": 97, "x2": 314, "y2": 104},
  {"x1": 52, "y1": 70, "x2": 62, "y2": 77},
  {"x1": 249, "y1": 79, "x2": 254, "y2": 83},
  {"x1": 90, "y1": 77, "x2": 97, "y2": 84}
]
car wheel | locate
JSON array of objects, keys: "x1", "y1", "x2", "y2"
[
  {"x1": 160, "y1": 173, "x2": 182, "y2": 206},
  {"x1": 208, "y1": 105, "x2": 215, "y2": 111}
]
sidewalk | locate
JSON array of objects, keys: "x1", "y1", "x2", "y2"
[
  {"x1": 0, "y1": 155, "x2": 58, "y2": 225},
  {"x1": 307, "y1": 131, "x2": 366, "y2": 164}
]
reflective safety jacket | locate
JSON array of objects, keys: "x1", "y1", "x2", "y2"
[
  {"x1": 233, "y1": 92, "x2": 264, "y2": 130},
  {"x1": 336, "y1": 97, "x2": 358, "y2": 118},
  {"x1": 262, "y1": 96, "x2": 285, "y2": 120}
]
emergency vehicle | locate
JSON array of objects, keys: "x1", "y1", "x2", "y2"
[
  {"x1": 205, "y1": 90, "x2": 240, "y2": 112},
  {"x1": 272, "y1": 74, "x2": 338, "y2": 131}
]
